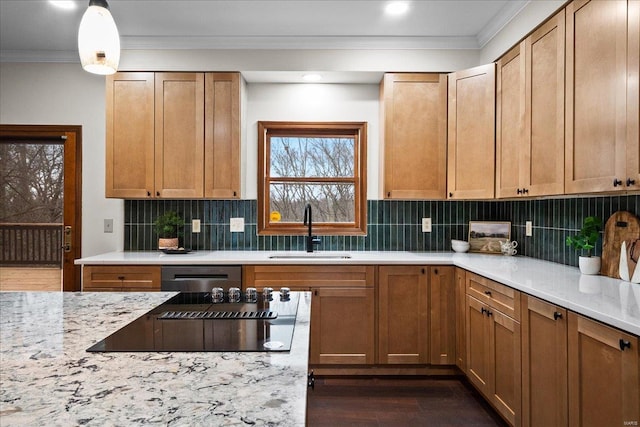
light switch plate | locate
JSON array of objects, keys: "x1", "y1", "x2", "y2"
[
  {"x1": 525, "y1": 221, "x2": 533, "y2": 237},
  {"x1": 230, "y1": 217, "x2": 244, "y2": 232},
  {"x1": 422, "y1": 218, "x2": 432, "y2": 233},
  {"x1": 192, "y1": 219, "x2": 201, "y2": 233},
  {"x1": 104, "y1": 219, "x2": 113, "y2": 233}
]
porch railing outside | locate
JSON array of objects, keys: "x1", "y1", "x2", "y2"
[{"x1": 0, "y1": 223, "x2": 62, "y2": 266}]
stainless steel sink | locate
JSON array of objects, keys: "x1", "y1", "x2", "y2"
[{"x1": 268, "y1": 252, "x2": 352, "y2": 260}]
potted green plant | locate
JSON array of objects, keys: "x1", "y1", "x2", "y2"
[
  {"x1": 566, "y1": 216, "x2": 602, "y2": 275},
  {"x1": 154, "y1": 211, "x2": 183, "y2": 250}
]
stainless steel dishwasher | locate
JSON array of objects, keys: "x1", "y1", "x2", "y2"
[{"x1": 161, "y1": 265, "x2": 242, "y2": 292}]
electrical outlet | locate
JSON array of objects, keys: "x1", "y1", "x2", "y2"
[
  {"x1": 104, "y1": 219, "x2": 113, "y2": 233},
  {"x1": 230, "y1": 217, "x2": 245, "y2": 233},
  {"x1": 192, "y1": 219, "x2": 201, "y2": 233},
  {"x1": 422, "y1": 217, "x2": 432, "y2": 233},
  {"x1": 525, "y1": 221, "x2": 533, "y2": 237}
]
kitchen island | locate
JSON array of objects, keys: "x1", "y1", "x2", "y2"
[{"x1": 0, "y1": 291, "x2": 311, "y2": 426}]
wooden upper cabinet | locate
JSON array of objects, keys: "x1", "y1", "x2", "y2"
[
  {"x1": 447, "y1": 64, "x2": 496, "y2": 199},
  {"x1": 205, "y1": 73, "x2": 241, "y2": 198},
  {"x1": 565, "y1": 0, "x2": 630, "y2": 193},
  {"x1": 496, "y1": 42, "x2": 526, "y2": 199},
  {"x1": 105, "y1": 72, "x2": 155, "y2": 198},
  {"x1": 497, "y1": 10, "x2": 566, "y2": 199},
  {"x1": 155, "y1": 72, "x2": 205, "y2": 198},
  {"x1": 380, "y1": 73, "x2": 447, "y2": 200},
  {"x1": 629, "y1": 0, "x2": 640, "y2": 190}
]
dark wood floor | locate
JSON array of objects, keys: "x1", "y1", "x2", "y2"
[{"x1": 306, "y1": 376, "x2": 509, "y2": 427}]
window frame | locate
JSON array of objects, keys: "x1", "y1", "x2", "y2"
[{"x1": 257, "y1": 121, "x2": 367, "y2": 236}]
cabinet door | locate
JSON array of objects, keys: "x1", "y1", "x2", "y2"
[
  {"x1": 522, "y1": 296, "x2": 568, "y2": 427},
  {"x1": 496, "y1": 42, "x2": 525, "y2": 199},
  {"x1": 447, "y1": 64, "x2": 496, "y2": 199},
  {"x1": 105, "y1": 72, "x2": 155, "y2": 198},
  {"x1": 565, "y1": 0, "x2": 628, "y2": 193},
  {"x1": 309, "y1": 287, "x2": 375, "y2": 365},
  {"x1": 204, "y1": 73, "x2": 241, "y2": 199},
  {"x1": 489, "y1": 307, "x2": 521, "y2": 427},
  {"x1": 455, "y1": 268, "x2": 466, "y2": 371},
  {"x1": 568, "y1": 312, "x2": 640, "y2": 427},
  {"x1": 466, "y1": 295, "x2": 491, "y2": 396},
  {"x1": 628, "y1": 0, "x2": 640, "y2": 190},
  {"x1": 155, "y1": 73, "x2": 204, "y2": 198},
  {"x1": 378, "y1": 266, "x2": 429, "y2": 364},
  {"x1": 380, "y1": 73, "x2": 447, "y2": 200},
  {"x1": 524, "y1": 9, "x2": 565, "y2": 197},
  {"x1": 82, "y1": 265, "x2": 161, "y2": 292},
  {"x1": 429, "y1": 266, "x2": 456, "y2": 365}
]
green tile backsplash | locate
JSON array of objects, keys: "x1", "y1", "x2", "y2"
[{"x1": 124, "y1": 194, "x2": 639, "y2": 268}]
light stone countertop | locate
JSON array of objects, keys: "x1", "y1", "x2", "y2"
[
  {"x1": 0, "y1": 291, "x2": 311, "y2": 426},
  {"x1": 76, "y1": 251, "x2": 640, "y2": 336}
]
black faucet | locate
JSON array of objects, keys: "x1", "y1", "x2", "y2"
[{"x1": 303, "y1": 204, "x2": 321, "y2": 253}]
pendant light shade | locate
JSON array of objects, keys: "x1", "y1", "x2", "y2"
[{"x1": 78, "y1": 0, "x2": 120, "y2": 75}]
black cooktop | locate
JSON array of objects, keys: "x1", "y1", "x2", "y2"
[{"x1": 87, "y1": 291, "x2": 299, "y2": 352}]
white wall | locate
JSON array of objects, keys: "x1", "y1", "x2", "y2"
[{"x1": 0, "y1": 63, "x2": 123, "y2": 257}]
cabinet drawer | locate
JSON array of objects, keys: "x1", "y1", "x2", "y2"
[
  {"x1": 466, "y1": 272, "x2": 520, "y2": 321},
  {"x1": 83, "y1": 265, "x2": 161, "y2": 291},
  {"x1": 243, "y1": 265, "x2": 375, "y2": 291}
]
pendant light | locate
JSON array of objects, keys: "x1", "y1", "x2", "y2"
[{"x1": 77, "y1": 0, "x2": 120, "y2": 75}]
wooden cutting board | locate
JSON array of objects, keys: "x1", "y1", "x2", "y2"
[{"x1": 601, "y1": 211, "x2": 640, "y2": 279}]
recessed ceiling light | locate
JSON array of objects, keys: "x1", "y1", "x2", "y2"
[
  {"x1": 49, "y1": 1, "x2": 77, "y2": 10},
  {"x1": 385, "y1": 1, "x2": 409, "y2": 16},
  {"x1": 302, "y1": 73, "x2": 323, "y2": 82}
]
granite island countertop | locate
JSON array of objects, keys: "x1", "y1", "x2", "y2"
[
  {"x1": 0, "y1": 291, "x2": 311, "y2": 426},
  {"x1": 75, "y1": 251, "x2": 640, "y2": 336}
]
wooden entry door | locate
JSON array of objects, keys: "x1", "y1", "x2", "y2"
[{"x1": 0, "y1": 125, "x2": 82, "y2": 291}]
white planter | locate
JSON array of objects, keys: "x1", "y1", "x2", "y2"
[{"x1": 578, "y1": 256, "x2": 601, "y2": 275}]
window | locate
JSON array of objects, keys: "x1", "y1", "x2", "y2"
[{"x1": 258, "y1": 121, "x2": 367, "y2": 236}]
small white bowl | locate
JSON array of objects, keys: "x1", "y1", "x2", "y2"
[{"x1": 451, "y1": 239, "x2": 470, "y2": 253}]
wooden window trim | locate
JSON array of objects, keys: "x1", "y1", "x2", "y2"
[{"x1": 257, "y1": 121, "x2": 367, "y2": 236}]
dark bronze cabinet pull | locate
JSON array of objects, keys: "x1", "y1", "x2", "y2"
[
  {"x1": 553, "y1": 311, "x2": 562, "y2": 320},
  {"x1": 619, "y1": 339, "x2": 631, "y2": 351},
  {"x1": 613, "y1": 178, "x2": 623, "y2": 187},
  {"x1": 627, "y1": 178, "x2": 636, "y2": 187},
  {"x1": 484, "y1": 290, "x2": 492, "y2": 296}
]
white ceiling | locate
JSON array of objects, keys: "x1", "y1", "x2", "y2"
[{"x1": 0, "y1": 0, "x2": 530, "y2": 82}]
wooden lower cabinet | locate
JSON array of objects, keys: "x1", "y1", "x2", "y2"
[
  {"x1": 521, "y1": 296, "x2": 568, "y2": 427},
  {"x1": 568, "y1": 312, "x2": 640, "y2": 427},
  {"x1": 466, "y1": 293, "x2": 521, "y2": 427},
  {"x1": 455, "y1": 268, "x2": 467, "y2": 371},
  {"x1": 243, "y1": 265, "x2": 375, "y2": 366},
  {"x1": 378, "y1": 266, "x2": 429, "y2": 364},
  {"x1": 310, "y1": 287, "x2": 375, "y2": 365},
  {"x1": 429, "y1": 266, "x2": 456, "y2": 365},
  {"x1": 82, "y1": 265, "x2": 161, "y2": 291}
]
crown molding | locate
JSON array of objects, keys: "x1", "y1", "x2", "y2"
[{"x1": 476, "y1": 0, "x2": 529, "y2": 48}]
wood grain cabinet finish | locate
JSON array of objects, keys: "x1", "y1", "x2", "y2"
[
  {"x1": 465, "y1": 274, "x2": 521, "y2": 427},
  {"x1": 379, "y1": 73, "x2": 447, "y2": 200},
  {"x1": 454, "y1": 268, "x2": 467, "y2": 371},
  {"x1": 204, "y1": 73, "x2": 241, "y2": 198},
  {"x1": 521, "y1": 295, "x2": 568, "y2": 427},
  {"x1": 447, "y1": 63, "x2": 496, "y2": 199},
  {"x1": 105, "y1": 72, "x2": 155, "y2": 198},
  {"x1": 565, "y1": 0, "x2": 639, "y2": 193},
  {"x1": 629, "y1": 0, "x2": 640, "y2": 191},
  {"x1": 429, "y1": 266, "x2": 456, "y2": 365},
  {"x1": 105, "y1": 72, "x2": 241, "y2": 199},
  {"x1": 82, "y1": 265, "x2": 161, "y2": 291},
  {"x1": 568, "y1": 312, "x2": 640, "y2": 427},
  {"x1": 496, "y1": 10, "x2": 565, "y2": 199},
  {"x1": 378, "y1": 266, "x2": 429, "y2": 364},
  {"x1": 155, "y1": 72, "x2": 205, "y2": 198},
  {"x1": 243, "y1": 265, "x2": 375, "y2": 365},
  {"x1": 310, "y1": 287, "x2": 375, "y2": 365}
]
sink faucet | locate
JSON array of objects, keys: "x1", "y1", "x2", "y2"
[{"x1": 303, "y1": 204, "x2": 321, "y2": 253}]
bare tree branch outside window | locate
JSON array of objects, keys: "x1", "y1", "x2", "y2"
[{"x1": 258, "y1": 122, "x2": 367, "y2": 236}]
